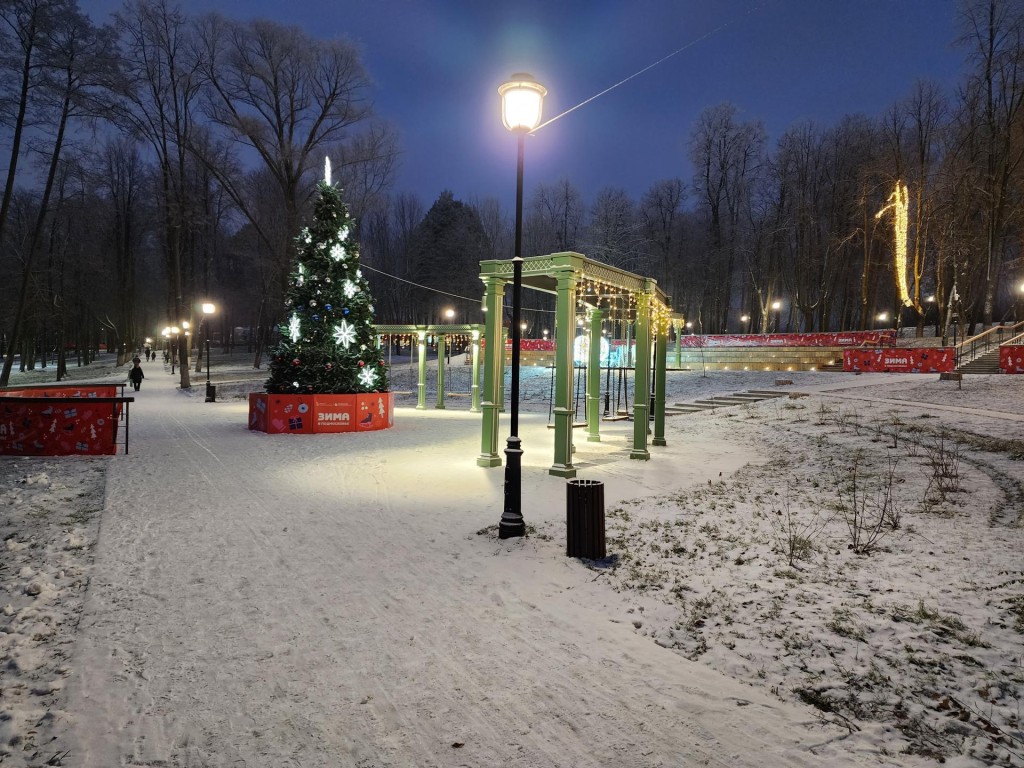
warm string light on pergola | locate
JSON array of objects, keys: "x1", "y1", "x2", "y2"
[{"x1": 571, "y1": 272, "x2": 671, "y2": 328}]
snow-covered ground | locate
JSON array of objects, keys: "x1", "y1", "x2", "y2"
[{"x1": 1, "y1": 351, "x2": 1022, "y2": 767}]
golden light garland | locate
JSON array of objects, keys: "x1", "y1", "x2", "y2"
[{"x1": 876, "y1": 181, "x2": 913, "y2": 308}]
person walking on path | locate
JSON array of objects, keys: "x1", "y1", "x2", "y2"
[{"x1": 128, "y1": 360, "x2": 145, "y2": 391}]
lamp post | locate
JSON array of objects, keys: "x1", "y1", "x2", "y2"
[
  {"x1": 170, "y1": 325, "x2": 180, "y2": 374},
  {"x1": 498, "y1": 72, "x2": 546, "y2": 540},
  {"x1": 445, "y1": 307, "x2": 455, "y2": 363},
  {"x1": 740, "y1": 314, "x2": 750, "y2": 334},
  {"x1": 771, "y1": 301, "x2": 782, "y2": 333},
  {"x1": 202, "y1": 303, "x2": 217, "y2": 401}
]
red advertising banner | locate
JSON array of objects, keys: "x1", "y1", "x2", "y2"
[
  {"x1": 1000, "y1": 346, "x2": 1024, "y2": 373},
  {"x1": 356, "y1": 393, "x2": 394, "y2": 431},
  {"x1": 313, "y1": 395, "x2": 356, "y2": 433},
  {"x1": 1, "y1": 386, "x2": 123, "y2": 456},
  {"x1": 843, "y1": 348, "x2": 955, "y2": 373},
  {"x1": 495, "y1": 332, "x2": 898, "y2": 351},
  {"x1": 249, "y1": 392, "x2": 394, "y2": 434},
  {"x1": 678, "y1": 331, "x2": 897, "y2": 348}
]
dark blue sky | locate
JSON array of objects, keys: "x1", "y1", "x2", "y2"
[{"x1": 86, "y1": 0, "x2": 967, "y2": 210}]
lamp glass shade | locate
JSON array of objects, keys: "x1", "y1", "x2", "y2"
[
  {"x1": 499, "y1": 74, "x2": 546, "y2": 132},
  {"x1": 202, "y1": 302, "x2": 216, "y2": 314}
]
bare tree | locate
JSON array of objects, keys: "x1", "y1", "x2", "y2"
[
  {"x1": 0, "y1": 0, "x2": 114, "y2": 385},
  {"x1": 689, "y1": 103, "x2": 766, "y2": 332},
  {"x1": 195, "y1": 13, "x2": 393, "y2": 364},
  {"x1": 956, "y1": 0, "x2": 1024, "y2": 325},
  {"x1": 584, "y1": 187, "x2": 641, "y2": 272},
  {"x1": 526, "y1": 178, "x2": 583, "y2": 256}
]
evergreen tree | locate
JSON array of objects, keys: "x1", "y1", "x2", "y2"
[{"x1": 265, "y1": 179, "x2": 388, "y2": 394}]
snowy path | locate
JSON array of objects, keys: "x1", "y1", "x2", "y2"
[{"x1": 64, "y1": 369, "x2": 878, "y2": 767}]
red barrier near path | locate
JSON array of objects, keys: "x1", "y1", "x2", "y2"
[
  {"x1": 843, "y1": 348, "x2": 955, "y2": 373},
  {"x1": 493, "y1": 331, "x2": 898, "y2": 351},
  {"x1": 1000, "y1": 346, "x2": 1024, "y2": 373},
  {"x1": 0, "y1": 385, "x2": 124, "y2": 455},
  {"x1": 248, "y1": 392, "x2": 394, "y2": 434},
  {"x1": 678, "y1": 331, "x2": 897, "y2": 348}
]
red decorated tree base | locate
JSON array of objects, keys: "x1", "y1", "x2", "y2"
[{"x1": 248, "y1": 392, "x2": 394, "y2": 434}]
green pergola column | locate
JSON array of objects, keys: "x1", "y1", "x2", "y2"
[
  {"x1": 586, "y1": 306, "x2": 605, "y2": 443},
  {"x1": 653, "y1": 319, "x2": 667, "y2": 447},
  {"x1": 416, "y1": 328, "x2": 427, "y2": 410},
  {"x1": 549, "y1": 268, "x2": 577, "y2": 477},
  {"x1": 630, "y1": 291, "x2": 651, "y2": 461},
  {"x1": 435, "y1": 334, "x2": 446, "y2": 409},
  {"x1": 470, "y1": 329, "x2": 481, "y2": 413},
  {"x1": 477, "y1": 277, "x2": 505, "y2": 467}
]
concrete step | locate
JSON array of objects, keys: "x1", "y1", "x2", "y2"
[{"x1": 744, "y1": 390, "x2": 790, "y2": 398}]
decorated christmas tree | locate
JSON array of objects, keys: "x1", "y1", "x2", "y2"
[{"x1": 265, "y1": 162, "x2": 388, "y2": 395}]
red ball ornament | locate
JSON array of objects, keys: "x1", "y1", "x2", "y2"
[
  {"x1": 325, "y1": 363, "x2": 333, "y2": 370},
  {"x1": 292, "y1": 358, "x2": 301, "y2": 366},
  {"x1": 358, "y1": 360, "x2": 365, "y2": 367}
]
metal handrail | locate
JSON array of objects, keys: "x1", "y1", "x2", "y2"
[{"x1": 954, "y1": 320, "x2": 1024, "y2": 367}]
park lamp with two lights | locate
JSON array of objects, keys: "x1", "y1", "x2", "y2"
[{"x1": 497, "y1": 72, "x2": 546, "y2": 540}]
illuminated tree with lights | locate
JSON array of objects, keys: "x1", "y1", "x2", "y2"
[
  {"x1": 265, "y1": 161, "x2": 389, "y2": 394},
  {"x1": 876, "y1": 180, "x2": 913, "y2": 311}
]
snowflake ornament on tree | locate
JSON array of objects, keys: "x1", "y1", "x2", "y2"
[
  {"x1": 333, "y1": 320, "x2": 356, "y2": 348},
  {"x1": 264, "y1": 158, "x2": 389, "y2": 395}
]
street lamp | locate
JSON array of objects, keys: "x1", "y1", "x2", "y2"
[
  {"x1": 445, "y1": 307, "x2": 455, "y2": 363},
  {"x1": 202, "y1": 302, "x2": 216, "y2": 401},
  {"x1": 498, "y1": 72, "x2": 546, "y2": 540},
  {"x1": 170, "y1": 325, "x2": 180, "y2": 374},
  {"x1": 771, "y1": 301, "x2": 782, "y2": 333},
  {"x1": 740, "y1": 314, "x2": 750, "y2": 334},
  {"x1": 877, "y1": 311, "x2": 889, "y2": 327}
]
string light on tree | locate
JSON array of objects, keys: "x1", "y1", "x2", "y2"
[{"x1": 876, "y1": 181, "x2": 913, "y2": 308}]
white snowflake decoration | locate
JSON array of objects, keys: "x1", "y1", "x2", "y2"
[
  {"x1": 330, "y1": 243, "x2": 344, "y2": 262},
  {"x1": 343, "y1": 280, "x2": 358, "y2": 298},
  {"x1": 288, "y1": 314, "x2": 301, "y2": 342},
  {"x1": 358, "y1": 367, "x2": 377, "y2": 388},
  {"x1": 333, "y1": 319, "x2": 356, "y2": 348},
  {"x1": 338, "y1": 226, "x2": 349, "y2": 241},
  {"x1": 296, "y1": 264, "x2": 305, "y2": 286}
]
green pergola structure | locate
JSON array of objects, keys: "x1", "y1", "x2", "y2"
[
  {"x1": 476, "y1": 251, "x2": 672, "y2": 478},
  {"x1": 374, "y1": 324, "x2": 484, "y2": 411}
]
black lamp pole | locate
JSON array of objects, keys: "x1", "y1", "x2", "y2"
[{"x1": 499, "y1": 131, "x2": 527, "y2": 539}]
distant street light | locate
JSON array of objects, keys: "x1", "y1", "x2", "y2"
[
  {"x1": 445, "y1": 308, "x2": 455, "y2": 363},
  {"x1": 202, "y1": 303, "x2": 217, "y2": 402},
  {"x1": 498, "y1": 72, "x2": 546, "y2": 540},
  {"x1": 170, "y1": 325, "x2": 181, "y2": 374},
  {"x1": 771, "y1": 301, "x2": 782, "y2": 333}
]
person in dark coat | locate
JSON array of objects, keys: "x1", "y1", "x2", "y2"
[{"x1": 129, "y1": 361, "x2": 145, "y2": 391}]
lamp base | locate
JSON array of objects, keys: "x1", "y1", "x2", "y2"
[{"x1": 498, "y1": 435, "x2": 525, "y2": 538}]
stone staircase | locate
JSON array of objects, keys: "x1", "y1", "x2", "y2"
[
  {"x1": 668, "y1": 389, "x2": 790, "y2": 415},
  {"x1": 957, "y1": 347, "x2": 1003, "y2": 374}
]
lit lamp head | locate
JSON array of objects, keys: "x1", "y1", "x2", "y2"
[
  {"x1": 202, "y1": 302, "x2": 216, "y2": 315},
  {"x1": 170, "y1": 326, "x2": 180, "y2": 335},
  {"x1": 499, "y1": 73, "x2": 547, "y2": 133}
]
